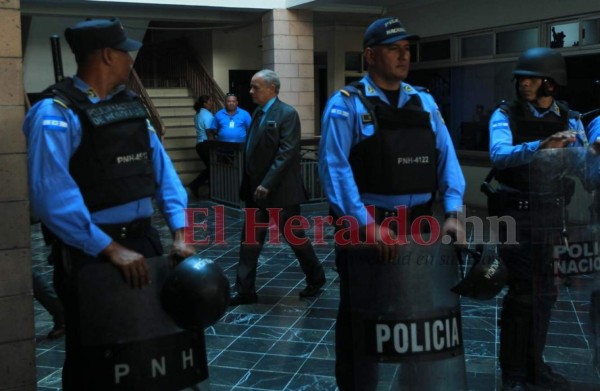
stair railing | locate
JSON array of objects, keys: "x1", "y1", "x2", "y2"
[{"x1": 127, "y1": 68, "x2": 167, "y2": 138}]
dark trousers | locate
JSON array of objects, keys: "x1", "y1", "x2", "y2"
[
  {"x1": 498, "y1": 207, "x2": 559, "y2": 383},
  {"x1": 53, "y1": 225, "x2": 163, "y2": 391},
  {"x1": 32, "y1": 269, "x2": 64, "y2": 325},
  {"x1": 190, "y1": 141, "x2": 210, "y2": 189},
  {"x1": 235, "y1": 202, "x2": 324, "y2": 296}
]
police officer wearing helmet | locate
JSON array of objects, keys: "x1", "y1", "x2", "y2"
[
  {"x1": 488, "y1": 47, "x2": 585, "y2": 390},
  {"x1": 319, "y1": 17, "x2": 465, "y2": 390},
  {"x1": 23, "y1": 18, "x2": 196, "y2": 389}
]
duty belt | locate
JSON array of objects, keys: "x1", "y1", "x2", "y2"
[
  {"x1": 98, "y1": 218, "x2": 152, "y2": 240},
  {"x1": 501, "y1": 193, "x2": 565, "y2": 211},
  {"x1": 373, "y1": 204, "x2": 432, "y2": 225}
]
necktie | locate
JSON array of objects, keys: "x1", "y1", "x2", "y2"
[{"x1": 245, "y1": 109, "x2": 264, "y2": 158}]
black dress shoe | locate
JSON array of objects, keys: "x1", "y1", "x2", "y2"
[
  {"x1": 229, "y1": 294, "x2": 258, "y2": 306},
  {"x1": 299, "y1": 278, "x2": 326, "y2": 298},
  {"x1": 531, "y1": 363, "x2": 570, "y2": 391}
]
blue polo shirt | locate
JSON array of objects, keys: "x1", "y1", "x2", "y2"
[{"x1": 211, "y1": 107, "x2": 252, "y2": 142}]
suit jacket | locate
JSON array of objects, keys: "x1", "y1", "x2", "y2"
[{"x1": 241, "y1": 98, "x2": 307, "y2": 207}]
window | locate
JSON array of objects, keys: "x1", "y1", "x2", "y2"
[
  {"x1": 461, "y1": 34, "x2": 493, "y2": 58},
  {"x1": 345, "y1": 52, "x2": 365, "y2": 73},
  {"x1": 582, "y1": 18, "x2": 600, "y2": 46},
  {"x1": 420, "y1": 39, "x2": 451, "y2": 62},
  {"x1": 496, "y1": 28, "x2": 539, "y2": 54},
  {"x1": 549, "y1": 21, "x2": 579, "y2": 48}
]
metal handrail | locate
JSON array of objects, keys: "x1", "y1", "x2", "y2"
[{"x1": 127, "y1": 68, "x2": 167, "y2": 138}]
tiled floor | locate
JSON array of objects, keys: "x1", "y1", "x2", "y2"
[{"x1": 31, "y1": 195, "x2": 600, "y2": 390}]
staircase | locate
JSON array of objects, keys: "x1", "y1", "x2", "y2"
[{"x1": 147, "y1": 87, "x2": 203, "y2": 187}]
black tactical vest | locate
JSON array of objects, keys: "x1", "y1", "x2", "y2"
[
  {"x1": 495, "y1": 100, "x2": 572, "y2": 192},
  {"x1": 345, "y1": 83, "x2": 438, "y2": 195},
  {"x1": 44, "y1": 78, "x2": 156, "y2": 211}
]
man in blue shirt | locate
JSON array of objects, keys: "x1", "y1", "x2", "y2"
[
  {"x1": 210, "y1": 92, "x2": 251, "y2": 143},
  {"x1": 488, "y1": 47, "x2": 582, "y2": 391},
  {"x1": 319, "y1": 17, "x2": 465, "y2": 390},
  {"x1": 23, "y1": 18, "x2": 196, "y2": 389}
]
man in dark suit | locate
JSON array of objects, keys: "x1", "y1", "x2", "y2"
[{"x1": 230, "y1": 69, "x2": 326, "y2": 306}]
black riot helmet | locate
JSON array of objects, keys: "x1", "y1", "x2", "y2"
[
  {"x1": 513, "y1": 47, "x2": 567, "y2": 87},
  {"x1": 451, "y1": 244, "x2": 508, "y2": 300},
  {"x1": 161, "y1": 255, "x2": 230, "y2": 330}
]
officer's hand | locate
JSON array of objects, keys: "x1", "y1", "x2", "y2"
[
  {"x1": 540, "y1": 130, "x2": 577, "y2": 149},
  {"x1": 102, "y1": 241, "x2": 150, "y2": 289},
  {"x1": 169, "y1": 229, "x2": 197, "y2": 267},
  {"x1": 254, "y1": 185, "x2": 270, "y2": 202},
  {"x1": 442, "y1": 216, "x2": 466, "y2": 246},
  {"x1": 374, "y1": 224, "x2": 399, "y2": 263}
]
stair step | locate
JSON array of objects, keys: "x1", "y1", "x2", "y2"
[
  {"x1": 165, "y1": 147, "x2": 198, "y2": 160},
  {"x1": 152, "y1": 97, "x2": 194, "y2": 108},
  {"x1": 146, "y1": 88, "x2": 190, "y2": 98},
  {"x1": 165, "y1": 126, "x2": 197, "y2": 138},
  {"x1": 157, "y1": 107, "x2": 196, "y2": 117},
  {"x1": 173, "y1": 159, "x2": 205, "y2": 173},
  {"x1": 163, "y1": 116, "x2": 195, "y2": 127},
  {"x1": 163, "y1": 137, "x2": 196, "y2": 149}
]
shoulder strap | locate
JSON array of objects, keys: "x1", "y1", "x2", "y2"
[{"x1": 340, "y1": 81, "x2": 379, "y2": 131}]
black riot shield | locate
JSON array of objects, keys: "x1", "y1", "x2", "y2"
[
  {"x1": 77, "y1": 256, "x2": 210, "y2": 391},
  {"x1": 347, "y1": 235, "x2": 467, "y2": 390},
  {"x1": 529, "y1": 146, "x2": 600, "y2": 385}
]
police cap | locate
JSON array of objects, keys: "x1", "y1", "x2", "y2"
[
  {"x1": 65, "y1": 18, "x2": 142, "y2": 54},
  {"x1": 363, "y1": 17, "x2": 419, "y2": 48}
]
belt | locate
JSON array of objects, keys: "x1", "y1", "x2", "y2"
[
  {"x1": 98, "y1": 218, "x2": 152, "y2": 240},
  {"x1": 373, "y1": 204, "x2": 432, "y2": 225},
  {"x1": 502, "y1": 194, "x2": 564, "y2": 211}
]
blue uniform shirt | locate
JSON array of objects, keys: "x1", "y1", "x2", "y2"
[
  {"x1": 211, "y1": 107, "x2": 251, "y2": 143},
  {"x1": 319, "y1": 75, "x2": 465, "y2": 227},
  {"x1": 586, "y1": 115, "x2": 600, "y2": 144},
  {"x1": 489, "y1": 100, "x2": 586, "y2": 172},
  {"x1": 23, "y1": 76, "x2": 188, "y2": 256},
  {"x1": 195, "y1": 108, "x2": 214, "y2": 144}
]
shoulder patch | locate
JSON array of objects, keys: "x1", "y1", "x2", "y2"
[
  {"x1": 340, "y1": 89, "x2": 350, "y2": 97},
  {"x1": 42, "y1": 116, "x2": 68, "y2": 132},
  {"x1": 403, "y1": 84, "x2": 414, "y2": 93},
  {"x1": 366, "y1": 84, "x2": 376, "y2": 94},
  {"x1": 330, "y1": 105, "x2": 350, "y2": 119}
]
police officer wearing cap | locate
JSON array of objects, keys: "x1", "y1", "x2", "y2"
[
  {"x1": 489, "y1": 47, "x2": 585, "y2": 390},
  {"x1": 23, "y1": 18, "x2": 196, "y2": 389},
  {"x1": 319, "y1": 17, "x2": 465, "y2": 390}
]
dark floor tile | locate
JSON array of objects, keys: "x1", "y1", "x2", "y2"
[
  {"x1": 281, "y1": 328, "x2": 327, "y2": 344},
  {"x1": 254, "y1": 354, "x2": 306, "y2": 373},
  {"x1": 255, "y1": 315, "x2": 298, "y2": 328},
  {"x1": 267, "y1": 340, "x2": 317, "y2": 358},
  {"x1": 241, "y1": 325, "x2": 288, "y2": 340},
  {"x1": 211, "y1": 350, "x2": 264, "y2": 369},
  {"x1": 286, "y1": 373, "x2": 338, "y2": 391},
  {"x1": 204, "y1": 334, "x2": 236, "y2": 350},
  {"x1": 234, "y1": 369, "x2": 294, "y2": 390},
  {"x1": 227, "y1": 337, "x2": 276, "y2": 354},
  {"x1": 292, "y1": 316, "x2": 335, "y2": 331},
  {"x1": 300, "y1": 357, "x2": 335, "y2": 377},
  {"x1": 208, "y1": 366, "x2": 247, "y2": 387}
]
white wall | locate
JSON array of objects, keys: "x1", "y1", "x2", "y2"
[
  {"x1": 24, "y1": 16, "x2": 148, "y2": 93},
  {"x1": 211, "y1": 23, "x2": 262, "y2": 92}
]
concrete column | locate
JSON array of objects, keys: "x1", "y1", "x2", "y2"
[
  {"x1": 0, "y1": 1, "x2": 36, "y2": 390},
  {"x1": 262, "y1": 9, "x2": 315, "y2": 138}
]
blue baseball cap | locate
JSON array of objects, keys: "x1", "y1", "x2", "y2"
[
  {"x1": 363, "y1": 17, "x2": 419, "y2": 48},
  {"x1": 65, "y1": 18, "x2": 142, "y2": 54}
]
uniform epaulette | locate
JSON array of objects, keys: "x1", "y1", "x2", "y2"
[
  {"x1": 52, "y1": 97, "x2": 69, "y2": 109},
  {"x1": 412, "y1": 85, "x2": 430, "y2": 93},
  {"x1": 496, "y1": 100, "x2": 511, "y2": 114},
  {"x1": 340, "y1": 89, "x2": 351, "y2": 97}
]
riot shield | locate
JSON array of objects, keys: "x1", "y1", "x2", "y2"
[
  {"x1": 347, "y1": 235, "x2": 467, "y2": 390},
  {"x1": 77, "y1": 256, "x2": 211, "y2": 391},
  {"x1": 529, "y1": 146, "x2": 600, "y2": 388}
]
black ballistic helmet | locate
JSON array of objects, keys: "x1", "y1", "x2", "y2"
[
  {"x1": 451, "y1": 244, "x2": 508, "y2": 300},
  {"x1": 161, "y1": 255, "x2": 230, "y2": 330},
  {"x1": 513, "y1": 47, "x2": 567, "y2": 86}
]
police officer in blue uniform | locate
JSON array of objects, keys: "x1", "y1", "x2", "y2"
[
  {"x1": 319, "y1": 17, "x2": 465, "y2": 390},
  {"x1": 489, "y1": 47, "x2": 584, "y2": 391},
  {"x1": 23, "y1": 18, "x2": 196, "y2": 390}
]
